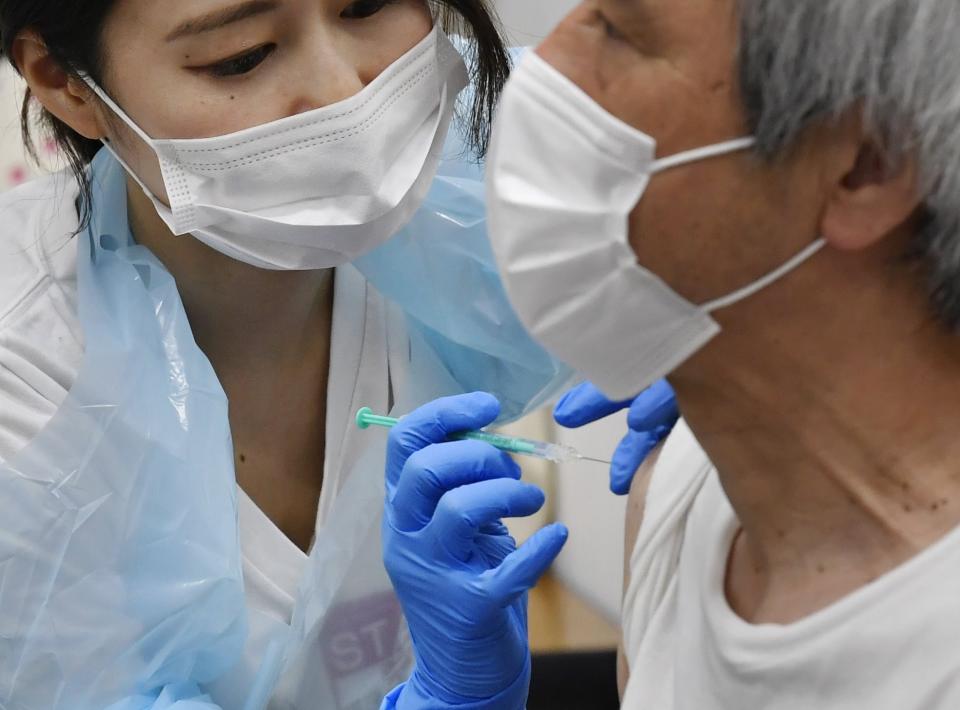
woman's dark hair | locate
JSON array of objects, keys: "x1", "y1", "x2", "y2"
[{"x1": 0, "y1": 0, "x2": 511, "y2": 226}]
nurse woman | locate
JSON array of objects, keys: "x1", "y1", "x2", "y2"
[{"x1": 0, "y1": 1, "x2": 572, "y2": 707}]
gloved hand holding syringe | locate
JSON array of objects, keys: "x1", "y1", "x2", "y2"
[{"x1": 356, "y1": 407, "x2": 611, "y2": 465}]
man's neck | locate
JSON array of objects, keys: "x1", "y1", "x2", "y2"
[{"x1": 671, "y1": 244, "x2": 960, "y2": 624}]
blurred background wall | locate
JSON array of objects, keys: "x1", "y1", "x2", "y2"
[
  {"x1": 0, "y1": 64, "x2": 37, "y2": 191},
  {"x1": 493, "y1": 0, "x2": 578, "y2": 45}
]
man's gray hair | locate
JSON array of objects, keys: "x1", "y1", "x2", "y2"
[{"x1": 738, "y1": 1, "x2": 960, "y2": 328}]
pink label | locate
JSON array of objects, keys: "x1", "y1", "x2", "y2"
[{"x1": 322, "y1": 591, "x2": 405, "y2": 679}]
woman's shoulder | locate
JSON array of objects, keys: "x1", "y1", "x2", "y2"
[
  {"x1": 0, "y1": 170, "x2": 83, "y2": 464},
  {"x1": 0, "y1": 170, "x2": 81, "y2": 321}
]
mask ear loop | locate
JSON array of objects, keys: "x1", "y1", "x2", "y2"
[
  {"x1": 702, "y1": 238, "x2": 827, "y2": 313},
  {"x1": 77, "y1": 73, "x2": 184, "y2": 231},
  {"x1": 77, "y1": 73, "x2": 156, "y2": 148},
  {"x1": 650, "y1": 137, "x2": 757, "y2": 175},
  {"x1": 647, "y1": 135, "x2": 827, "y2": 313}
]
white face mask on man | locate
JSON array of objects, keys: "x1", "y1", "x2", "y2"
[
  {"x1": 487, "y1": 51, "x2": 825, "y2": 401},
  {"x1": 83, "y1": 27, "x2": 469, "y2": 271}
]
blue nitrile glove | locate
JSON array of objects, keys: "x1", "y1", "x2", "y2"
[
  {"x1": 554, "y1": 380, "x2": 680, "y2": 496},
  {"x1": 381, "y1": 393, "x2": 569, "y2": 710}
]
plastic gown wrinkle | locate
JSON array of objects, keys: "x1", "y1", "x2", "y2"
[{"x1": 0, "y1": 157, "x2": 246, "y2": 709}]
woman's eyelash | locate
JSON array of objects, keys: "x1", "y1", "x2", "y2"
[
  {"x1": 341, "y1": 0, "x2": 399, "y2": 21},
  {"x1": 207, "y1": 44, "x2": 277, "y2": 78},
  {"x1": 201, "y1": 0, "x2": 398, "y2": 79}
]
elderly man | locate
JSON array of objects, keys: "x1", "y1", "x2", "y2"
[{"x1": 380, "y1": 1, "x2": 960, "y2": 708}]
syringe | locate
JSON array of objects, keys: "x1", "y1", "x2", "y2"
[{"x1": 356, "y1": 408, "x2": 611, "y2": 465}]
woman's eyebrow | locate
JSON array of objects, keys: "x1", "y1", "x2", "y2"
[{"x1": 165, "y1": 0, "x2": 281, "y2": 42}]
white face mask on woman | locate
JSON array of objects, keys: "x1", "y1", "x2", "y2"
[
  {"x1": 83, "y1": 27, "x2": 468, "y2": 271},
  {"x1": 486, "y1": 51, "x2": 825, "y2": 401}
]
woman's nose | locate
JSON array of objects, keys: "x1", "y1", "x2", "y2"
[{"x1": 284, "y1": 40, "x2": 367, "y2": 117}]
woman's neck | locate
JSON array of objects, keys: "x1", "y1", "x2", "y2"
[
  {"x1": 126, "y1": 178, "x2": 335, "y2": 372},
  {"x1": 672, "y1": 244, "x2": 960, "y2": 625},
  {"x1": 126, "y1": 179, "x2": 335, "y2": 551}
]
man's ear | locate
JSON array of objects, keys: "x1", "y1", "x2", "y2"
[
  {"x1": 820, "y1": 131, "x2": 922, "y2": 252},
  {"x1": 11, "y1": 30, "x2": 105, "y2": 141}
]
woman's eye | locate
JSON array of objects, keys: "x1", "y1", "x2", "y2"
[
  {"x1": 341, "y1": 0, "x2": 398, "y2": 20},
  {"x1": 207, "y1": 44, "x2": 277, "y2": 78}
]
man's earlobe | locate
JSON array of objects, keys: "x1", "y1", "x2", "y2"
[{"x1": 821, "y1": 141, "x2": 921, "y2": 252}]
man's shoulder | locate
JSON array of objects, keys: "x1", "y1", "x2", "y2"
[
  {"x1": 620, "y1": 419, "x2": 714, "y2": 698},
  {"x1": 625, "y1": 419, "x2": 712, "y2": 542}
]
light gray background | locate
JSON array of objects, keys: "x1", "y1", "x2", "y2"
[{"x1": 492, "y1": 0, "x2": 579, "y2": 45}]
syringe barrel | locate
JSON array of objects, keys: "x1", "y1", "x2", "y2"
[{"x1": 459, "y1": 431, "x2": 540, "y2": 456}]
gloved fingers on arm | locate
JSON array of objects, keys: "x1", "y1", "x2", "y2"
[
  {"x1": 553, "y1": 382, "x2": 633, "y2": 428},
  {"x1": 430, "y1": 478, "x2": 546, "y2": 562},
  {"x1": 626, "y1": 379, "x2": 679, "y2": 432},
  {"x1": 387, "y1": 392, "x2": 501, "y2": 489},
  {"x1": 610, "y1": 429, "x2": 662, "y2": 496},
  {"x1": 389, "y1": 440, "x2": 521, "y2": 532},
  {"x1": 481, "y1": 523, "x2": 569, "y2": 607}
]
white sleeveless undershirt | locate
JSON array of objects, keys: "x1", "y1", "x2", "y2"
[{"x1": 622, "y1": 420, "x2": 960, "y2": 709}]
